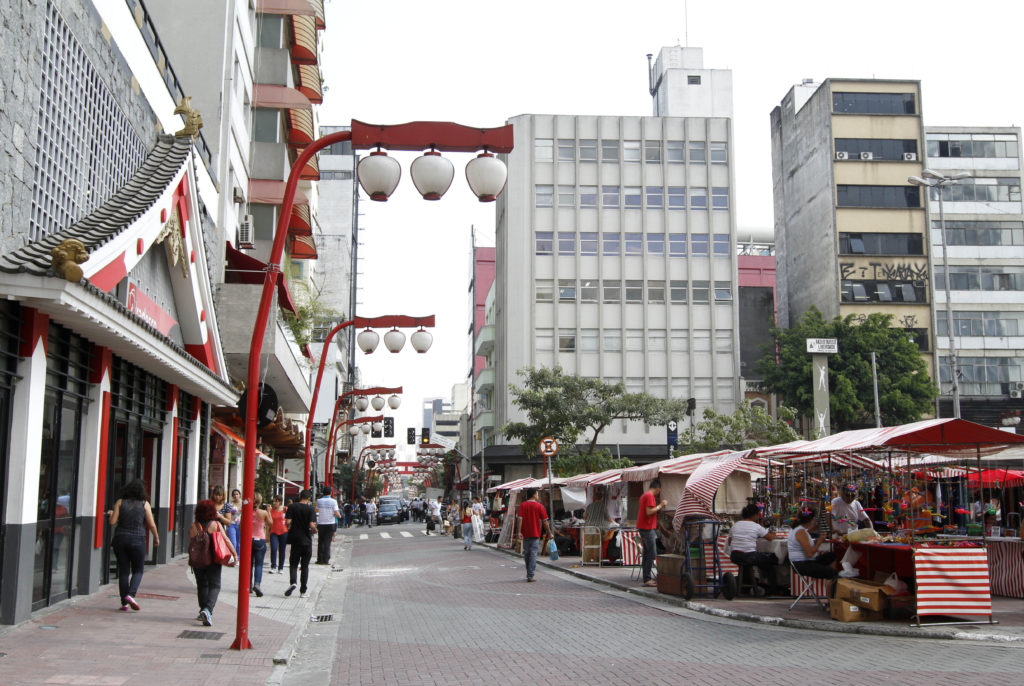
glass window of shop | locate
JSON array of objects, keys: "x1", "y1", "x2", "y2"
[{"x1": 35, "y1": 324, "x2": 92, "y2": 610}]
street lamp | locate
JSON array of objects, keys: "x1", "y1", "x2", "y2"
[
  {"x1": 238, "y1": 120, "x2": 513, "y2": 650},
  {"x1": 908, "y1": 169, "x2": 971, "y2": 419}
]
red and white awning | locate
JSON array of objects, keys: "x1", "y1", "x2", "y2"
[
  {"x1": 487, "y1": 477, "x2": 534, "y2": 494},
  {"x1": 563, "y1": 468, "x2": 623, "y2": 488},
  {"x1": 673, "y1": 450, "x2": 757, "y2": 529}
]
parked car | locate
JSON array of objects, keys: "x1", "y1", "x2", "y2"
[
  {"x1": 379, "y1": 496, "x2": 408, "y2": 521},
  {"x1": 377, "y1": 502, "x2": 401, "y2": 524}
]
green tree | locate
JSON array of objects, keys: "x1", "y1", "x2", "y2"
[
  {"x1": 754, "y1": 307, "x2": 937, "y2": 431},
  {"x1": 552, "y1": 448, "x2": 633, "y2": 478},
  {"x1": 502, "y1": 366, "x2": 687, "y2": 458},
  {"x1": 282, "y1": 281, "x2": 341, "y2": 352},
  {"x1": 679, "y1": 402, "x2": 800, "y2": 453},
  {"x1": 255, "y1": 454, "x2": 277, "y2": 501}
]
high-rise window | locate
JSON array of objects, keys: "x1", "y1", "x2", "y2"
[
  {"x1": 535, "y1": 329, "x2": 553, "y2": 350},
  {"x1": 535, "y1": 279, "x2": 554, "y2": 302},
  {"x1": 934, "y1": 266, "x2": 1024, "y2": 292},
  {"x1": 603, "y1": 330, "x2": 622, "y2": 352},
  {"x1": 624, "y1": 186, "x2": 642, "y2": 208},
  {"x1": 648, "y1": 331, "x2": 667, "y2": 351},
  {"x1": 581, "y1": 329, "x2": 600, "y2": 351},
  {"x1": 691, "y1": 234, "x2": 709, "y2": 256},
  {"x1": 668, "y1": 186, "x2": 686, "y2": 210},
  {"x1": 670, "y1": 331, "x2": 689, "y2": 352},
  {"x1": 558, "y1": 279, "x2": 577, "y2": 301},
  {"x1": 558, "y1": 232, "x2": 576, "y2": 255},
  {"x1": 839, "y1": 232, "x2": 924, "y2": 255},
  {"x1": 645, "y1": 140, "x2": 662, "y2": 163},
  {"x1": 580, "y1": 279, "x2": 599, "y2": 301},
  {"x1": 712, "y1": 187, "x2": 729, "y2": 210},
  {"x1": 928, "y1": 135, "x2": 1019, "y2": 160},
  {"x1": 558, "y1": 185, "x2": 575, "y2": 206},
  {"x1": 558, "y1": 329, "x2": 576, "y2": 352},
  {"x1": 580, "y1": 139, "x2": 598, "y2": 162},
  {"x1": 535, "y1": 231, "x2": 553, "y2": 255},
  {"x1": 602, "y1": 232, "x2": 621, "y2": 256},
  {"x1": 625, "y1": 233, "x2": 643, "y2": 255},
  {"x1": 930, "y1": 178, "x2": 1021, "y2": 203},
  {"x1": 835, "y1": 138, "x2": 918, "y2": 161},
  {"x1": 836, "y1": 185, "x2": 920, "y2": 208},
  {"x1": 603, "y1": 281, "x2": 621, "y2": 303},
  {"x1": 669, "y1": 234, "x2": 687, "y2": 257},
  {"x1": 933, "y1": 221, "x2": 1024, "y2": 247},
  {"x1": 648, "y1": 280, "x2": 666, "y2": 303},
  {"x1": 710, "y1": 142, "x2": 728, "y2": 164},
  {"x1": 690, "y1": 187, "x2": 708, "y2": 210},
  {"x1": 714, "y1": 281, "x2": 733, "y2": 301},
  {"x1": 601, "y1": 140, "x2": 619, "y2": 163},
  {"x1": 715, "y1": 330, "x2": 734, "y2": 352},
  {"x1": 689, "y1": 141, "x2": 706, "y2": 163},
  {"x1": 535, "y1": 139, "x2": 553, "y2": 160},
  {"x1": 625, "y1": 280, "x2": 643, "y2": 303},
  {"x1": 713, "y1": 235, "x2": 730, "y2": 255},
  {"x1": 667, "y1": 141, "x2": 684, "y2": 163},
  {"x1": 580, "y1": 185, "x2": 598, "y2": 207},
  {"x1": 626, "y1": 329, "x2": 645, "y2": 351},
  {"x1": 646, "y1": 186, "x2": 664, "y2": 208},
  {"x1": 693, "y1": 330, "x2": 711, "y2": 351},
  {"x1": 580, "y1": 232, "x2": 598, "y2": 256},
  {"x1": 647, "y1": 233, "x2": 665, "y2": 255},
  {"x1": 670, "y1": 280, "x2": 687, "y2": 303},
  {"x1": 692, "y1": 280, "x2": 710, "y2": 302},
  {"x1": 602, "y1": 185, "x2": 620, "y2": 208},
  {"x1": 535, "y1": 184, "x2": 553, "y2": 207},
  {"x1": 558, "y1": 138, "x2": 576, "y2": 161},
  {"x1": 623, "y1": 140, "x2": 641, "y2": 162},
  {"x1": 833, "y1": 92, "x2": 916, "y2": 115}
]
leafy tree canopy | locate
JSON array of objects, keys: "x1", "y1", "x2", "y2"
[
  {"x1": 754, "y1": 307, "x2": 937, "y2": 431},
  {"x1": 679, "y1": 402, "x2": 800, "y2": 454},
  {"x1": 502, "y1": 366, "x2": 687, "y2": 457},
  {"x1": 552, "y1": 448, "x2": 633, "y2": 478}
]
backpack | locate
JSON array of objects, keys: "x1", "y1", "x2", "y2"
[{"x1": 188, "y1": 521, "x2": 213, "y2": 568}]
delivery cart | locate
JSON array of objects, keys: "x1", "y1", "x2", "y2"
[{"x1": 679, "y1": 518, "x2": 738, "y2": 600}]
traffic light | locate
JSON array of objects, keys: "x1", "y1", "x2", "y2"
[
  {"x1": 421, "y1": 428, "x2": 430, "y2": 444},
  {"x1": 686, "y1": 397, "x2": 696, "y2": 416},
  {"x1": 383, "y1": 417, "x2": 394, "y2": 438},
  {"x1": 407, "y1": 428, "x2": 416, "y2": 445}
]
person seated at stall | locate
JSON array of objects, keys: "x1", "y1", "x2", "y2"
[
  {"x1": 728, "y1": 504, "x2": 780, "y2": 595},
  {"x1": 829, "y1": 484, "x2": 871, "y2": 536},
  {"x1": 788, "y1": 509, "x2": 838, "y2": 594},
  {"x1": 984, "y1": 511, "x2": 998, "y2": 536}
]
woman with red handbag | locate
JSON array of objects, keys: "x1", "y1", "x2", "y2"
[{"x1": 189, "y1": 499, "x2": 237, "y2": 627}]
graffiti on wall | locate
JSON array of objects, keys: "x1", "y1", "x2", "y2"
[{"x1": 839, "y1": 261, "x2": 929, "y2": 281}]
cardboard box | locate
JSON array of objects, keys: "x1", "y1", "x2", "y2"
[
  {"x1": 837, "y1": 578, "x2": 895, "y2": 612},
  {"x1": 830, "y1": 598, "x2": 883, "y2": 623},
  {"x1": 657, "y1": 574, "x2": 683, "y2": 596},
  {"x1": 657, "y1": 554, "x2": 685, "y2": 578}
]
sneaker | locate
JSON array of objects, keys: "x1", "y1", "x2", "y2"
[
  {"x1": 526, "y1": 577, "x2": 536, "y2": 583},
  {"x1": 201, "y1": 609, "x2": 212, "y2": 627},
  {"x1": 120, "y1": 605, "x2": 130, "y2": 611},
  {"x1": 125, "y1": 595, "x2": 140, "y2": 611},
  {"x1": 285, "y1": 584, "x2": 296, "y2": 597},
  {"x1": 253, "y1": 586, "x2": 263, "y2": 598},
  {"x1": 299, "y1": 591, "x2": 308, "y2": 598},
  {"x1": 196, "y1": 612, "x2": 205, "y2": 621}
]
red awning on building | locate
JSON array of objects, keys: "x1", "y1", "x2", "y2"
[
  {"x1": 255, "y1": 0, "x2": 316, "y2": 17},
  {"x1": 253, "y1": 84, "x2": 312, "y2": 110},
  {"x1": 224, "y1": 242, "x2": 298, "y2": 316},
  {"x1": 290, "y1": 15, "x2": 318, "y2": 65},
  {"x1": 248, "y1": 179, "x2": 309, "y2": 205},
  {"x1": 289, "y1": 234, "x2": 318, "y2": 260},
  {"x1": 289, "y1": 205, "x2": 312, "y2": 236}
]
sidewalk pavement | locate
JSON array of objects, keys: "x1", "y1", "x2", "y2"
[
  {"x1": 484, "y1": 542, "x2": 1024, "y2": 644},
  {"x1": 0, "y1": 538, "x2": 348, "y2": 686}
]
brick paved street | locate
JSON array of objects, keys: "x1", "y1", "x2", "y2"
[{"x1": 281, "y1": 522, "x2": 1024, "y2": 686}]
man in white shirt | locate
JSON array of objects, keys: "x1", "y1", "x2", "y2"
[
  {"x1": 728, "y1": 503, "x2": 779, "y2": 595},
  {"x1": 426, "y1": 498, "x2": 442, "y2": 535},
  {"x1": 830, "y1": 485, "x2": 871, "y2": 535},
  {"x1": 315, "y1": 488, "x2": 340, "y2": 564},
  {"x1": 365, "y1": 499, "x2": 377, "y2": 527}
]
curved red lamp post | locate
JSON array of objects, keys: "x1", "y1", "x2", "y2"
[
  {"x1": 320, "y1": 386, "x2": 403, "y2": 489},
  {"x1": 234, "y1": 121, "x2": 513, "y2": 650},
  {"x1": 352, "y1": 443, "x2": 396, "y2": 502},
  {"x1": 324, "y1": 415, "x2": 383, "y2": 485}
]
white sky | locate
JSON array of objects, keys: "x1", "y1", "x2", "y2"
[{"x1": 316, "y1": 0, "x2": 1024, "y2": 459}]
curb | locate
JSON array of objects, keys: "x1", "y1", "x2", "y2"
[{"x1": 483, "y1": 543, "x2": 1023, "y2": 644}]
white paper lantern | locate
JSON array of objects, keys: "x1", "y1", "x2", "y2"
[
  {"x1": 383, "y1": 328, "x2": 406, "y2": 353},
  {"x1": 354, "y1": 396, "x2": 369, "y2": 411},
  {"x1": 465, "y1": 151, "x2": 507, "y2": 202},
  {"x1": 410, "y1": 150, "x2": 454, "y2": 200},
  {"x1": 387, "y1": 394, "x2": 401, "y2": 409},
  {"x1": 357, "y1": 150, "x2": 401, "y2": 202},
  {"x1": 371, "y1": 396, "x2": 385, "y2": 411},
  {"x1": 357, "y1": 329, "x2": 380, "y2": 354},
  {"x1": 410, "y1": 328, "x2": 433, "y2": 353}
]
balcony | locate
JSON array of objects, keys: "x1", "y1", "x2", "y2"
[
  {"x1": 475, "y1": 323, "x2": 494, "y2": 356},
  {"x1": 475, "y1": 368, "x2": 494, "y2": 395},
  {"x1": 474, "y1": 409, "x2": 494, "y2": 432}
]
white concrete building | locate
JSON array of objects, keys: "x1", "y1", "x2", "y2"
[
  {"x1": 491, "y1": 47, "x2": 740, "y2": 470},
  {"x1": 924, "y1": 126, "x2": 1024, "y2": 422}
]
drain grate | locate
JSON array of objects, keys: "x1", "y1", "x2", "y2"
[
  {"x1": 177, "y1": 630, "x2": 225, "y2": 640},
  {"x1": 200, "y1": 653, "x2": 221, "y2": 659},
  {"x1": 310, "y1": 614, "x2": 334, "y2": 622}
]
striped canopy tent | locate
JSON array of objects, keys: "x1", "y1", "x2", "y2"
[
  {"x1": 672, "y1": 450, "x2": 759, "y2": 530},
  {"x1": 523, "y1": 476, "x2": 569, "y2": 490},
  {"x1": 620, "y1": 451, "x2": 730, "y2": 482},
  {"x1": 564, "y1": 468, "x2": 624, "y2": 488},
  {"x1": 783, "y1": 451, "x2": 881, "y2": 470},
  {"x1": 486, "y1": 477, "x2": 535, "y2": 494}
]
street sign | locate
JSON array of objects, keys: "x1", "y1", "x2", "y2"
[
  {"x1": 539, "y1": 437, "x2": 559, "y2": 457},
  {"x1": 666, "y1": 420, "x2": 678, "y2": 447},
  {"x1": 806, "y1": 338, "x2": 838, "y2": 354}
]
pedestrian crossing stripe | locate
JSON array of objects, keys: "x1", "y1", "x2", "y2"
[
  {"x1": 359, "y1": 534, "x2": 368, "y2": 540},
  {"x1": 380, "y1": 532, "x2": 391, "y2": 539},
  {"x1": 400, "y1": 531, "x2": 413, "y2": 538}
]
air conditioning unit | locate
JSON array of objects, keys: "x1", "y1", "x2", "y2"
[
  {"x1": 1011, "y1": 390, "x2": 1022, "y2": 399},
  {"x1": 1015, "y1": 381, "x2": 1024, "y2": 391},
  {"x1": 237, "y1": 215, "x2": 255, "y2": 249},
  {"x1": 860, "y1": 152, "x2": 874, "y2": 160},
  {"x1": 903, "y1": 152, "x2": 918, "y2": 161},
  {"x1": 835, "y1": 151, "x2": 849, "y2": 160}
]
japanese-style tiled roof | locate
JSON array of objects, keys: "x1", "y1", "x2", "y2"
[{"x1": 0, "y1": 134, "x2": 191, "y2": 276}]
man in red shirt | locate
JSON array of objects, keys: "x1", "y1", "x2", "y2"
[
  {"x1": 517, "y1": 488, "x2": 552, "y2": 582},
  {"x1": 637, "y1": 479, "x2": 667, "y2": 586}
]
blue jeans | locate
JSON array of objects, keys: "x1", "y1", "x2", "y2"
[
  {"x1": 463, "y1": 520, "x2": 474, "y2": 549},
  {"x1": 251, "y1": 539, "x2": 267, "y2": 587},
  {"x1": 227, "y1": 523, "x2": 240, "y2": 552},
  {"x1": 639, "y1": 528, "x2": 658, "y2": 582},
  {"x1": 522, "y1": 537, "x2": 541, "y2": 579},
  {"x1": 270, "y1": 532, "x2": 287, "y2": 570}
]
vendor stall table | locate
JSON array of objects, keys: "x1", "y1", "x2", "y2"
[
  {"x1": 757, "y1": 535, "x2": 789, "y2": 563},
  {"x1": 915, "y1": 545, "x2": 994, "y2": 626}
]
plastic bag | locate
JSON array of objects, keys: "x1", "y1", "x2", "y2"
[
  {"x1": 548, "y1": 537, "x2": 559, "y2": 561},
  {"x1": 883, "y1": 572, "x2": 908, "y2": 594}
]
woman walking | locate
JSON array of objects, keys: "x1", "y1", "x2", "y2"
[
  {"x1": 211, "y1": 486, "x2": 236, "y2": 549},
  {"x1": 461, "y1": 501, "x2": 474, "y2": 550},
  {"x1": 227, "y1": 488, "x2": 243, "y2": 551},
  {"x1": 268, "y1": 494, "x2": 288, "y2": 573},
  {"x1": 107, "y1": 479, "x2": 159, "y2": 611},
  {"x1": 250, "y1": 492, "x2": 273, "y2": 596},
  {"x1": 189, "y1": 499, "x2": 236, "y2": 627}
]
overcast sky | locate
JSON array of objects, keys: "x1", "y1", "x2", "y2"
[{"x1": 316, "y1": 0, "x2": 1024, "y2": 460}]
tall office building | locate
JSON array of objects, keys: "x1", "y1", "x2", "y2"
[
  {"x1": 490, "y1": 47, "x2": 740, "y2": 477},
  {"x1": 924, "y1": 127, "x2": 1024, "y2": 422},
  {"x1": 770, "y1": 79, "x2": 932, "y2": 374}
]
